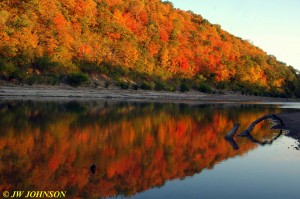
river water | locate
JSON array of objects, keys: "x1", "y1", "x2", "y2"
[{"x1": 0, "y1": 100, "x2": 299, "y2": 198}]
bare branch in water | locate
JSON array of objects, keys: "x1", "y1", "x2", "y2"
[
  {"x1": 238, "y1": 114, "x2": 284, "y2": 137},
  {"x1": 225, "y1": 123, "x2": 240, "y2": 138}
]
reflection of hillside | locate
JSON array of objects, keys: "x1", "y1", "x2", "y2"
[{"x1": 0, "y1": 101, "x2": 280, "y2": 198}]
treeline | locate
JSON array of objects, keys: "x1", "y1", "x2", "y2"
[{"x1": 0, "y1": 0, "x2": 299, "y2": 97}]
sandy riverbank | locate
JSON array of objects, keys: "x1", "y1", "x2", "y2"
[{"x1": 1, "y1": 84, "x2": 300, "y2": 103}]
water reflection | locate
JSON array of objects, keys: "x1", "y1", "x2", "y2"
[{"x1": 0, "y1": 101, "x2": 282, "y2": 198}]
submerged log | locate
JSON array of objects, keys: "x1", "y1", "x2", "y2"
[
  {"x1": 225, "y1": 114, "x2": 285, "y2": 150},
  {"x1": 224, "y1": 137, "x2": 239, "y2": 150},
  {"x1": 244, "y1": 130, "x2": 283, "y2": 146},
  {"x1": 238, "y1": 114, "x2": 284, "y2": 137},
  {"x1": 225, "y1": 123, "x2": 240, "y2": 138},
  {"x1": 224, "y1": 123, "x2": 240, "y2": 150}
]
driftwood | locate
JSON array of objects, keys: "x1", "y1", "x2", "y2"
[
  {"x1": 224, "y1": 137, "x2": 239, "y2": 150},
  {"x1": 226, "y1": 130, "x2": 283, "y2": 150},
  {"x1": 224, "y1": 114, "x2": 285, "y2": 150},
  {"x1": 244, "y1": 130, "x2": 283, "y2": 146},
  {"x1": 224, "y1": 123, "x2": 240, "y2": 150},
  {"x1": 225, "y1": 123, "x2": 240, "y2": 138},
  {"x1": 238, "y1": 114, "x2": 284, "y2": 137}
]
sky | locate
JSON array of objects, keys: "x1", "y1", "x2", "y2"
[{"x1": 166, "y1": 0, "x2": 300, "y2": 70}]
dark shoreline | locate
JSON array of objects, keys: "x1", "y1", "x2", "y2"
[{"x1": 276, "y1": 112, "x2": 300, "y2": 138}]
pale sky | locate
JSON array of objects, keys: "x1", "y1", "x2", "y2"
[{"x1": 165, "y1": 0, "x2": 300, "y2": 70}]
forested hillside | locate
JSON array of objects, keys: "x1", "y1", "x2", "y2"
[{"x1": 0, "y1": 0, "x2": 299, "y2": 96}]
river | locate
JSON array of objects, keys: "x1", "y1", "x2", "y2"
[{"x1": 0, "y1": 100, "x2": 299, "y2": 198}]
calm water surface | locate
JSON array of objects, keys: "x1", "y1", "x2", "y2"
[{"x1": 0, "y1": 101, "x2": 299, "y2": 199}]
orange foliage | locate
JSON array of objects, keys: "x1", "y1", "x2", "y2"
[{"x1": 0, "y1": 0, "x2": 296, "y2": 92}]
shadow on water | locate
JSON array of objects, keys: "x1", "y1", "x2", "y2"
[{"x1": 0, "y1": 100, "x2": 286, "y2": 198}]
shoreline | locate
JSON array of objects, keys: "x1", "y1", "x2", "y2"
[
  {"x1": 1, "y1": 84, "x2": 300, "y2": 103},
  {"x1": 276, "y1": 112, "x2": 300, "y2": 139}
]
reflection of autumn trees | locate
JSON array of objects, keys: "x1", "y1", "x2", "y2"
[{"x1": 0, "y1": 102, "x2": 280, "y2": 198}]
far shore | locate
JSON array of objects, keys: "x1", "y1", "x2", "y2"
[{"x1": 1, "y1": 84, "x2": 300, "y2": 103}]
